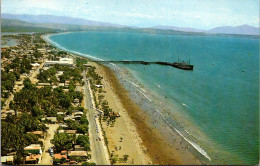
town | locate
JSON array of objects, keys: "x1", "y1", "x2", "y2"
[{"x1": 1, "y1": 33, "x2": 124, "y2": 165}]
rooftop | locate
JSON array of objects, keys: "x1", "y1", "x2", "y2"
[
  {"x1": 27, "y1": 131, "x2": 44, "y2": 135},
  {"x1": 54, "y1": 153, "x2": 67, "y2": 160},
  {"x1": 25, "y1": 154, "x2": 41, "y2": 161},
  {"x1": 68, "y1": 151, "x2": 88, "y2": 157},
  {"x1": 24, "y1": 144, "x2": 41, "y2": 150},
  {"x1": 1, "y1": 156, "x2": 14, "y2": 163}
]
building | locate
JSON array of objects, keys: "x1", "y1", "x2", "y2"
[
  {"x1": 64, "y1": 115, "x2": 75, "y2": 121},
  {"x1": 27, "y1": 131, "x2": 44, "y2": 138},
  {"x1": 37, "y1": 48, "x2": 46, "y2": 54},
  {"x1": 74, "y1": 145, "x2": 85, "y2": 151},
  {"x1": 60, "y1": 124, "x2": 68, "y2": 128},
  {"x1": 37, "y1": 83, "x2": 51, "y2": 86},
  {"x1": 68, "y1": 151, "x2": 88, "y2": 159},
  {"x1": 46, "y1": 117, "x2": 57, "y2": 123},
  {"x1": 54, "y1": 153, "x2": 67, "y2": 160},
  {"x1": 65, "y1": 80, "x2": 70, "y2": 86},
  {"x1": 57, "y1": 112, "x2": 65, "y2": 115},
  {"x1": 73, "y1": 112, "x2": 83, "y2": 116},
  {"x1": 44, "y1": 58, "x2": 73, "y2": 67},
  {"x1": 6, "y1": 110, "x2": 15, "y2": 116},
  {"x1": 58, "y1": 130, "x2": 77, "y2": 134},
  {"x1": 1, "y1": 156, "x2": 14, "y2": 164},
  {"x1": 73, "y1": 99, "x2": 80, "y2": 103},
  {"x1": 31, "y1": 63, "x2": 40, "y2": 69},
  {"x1": 94, "y1": 84, "x2": 103, "y2": 88},
  {"x1": 25, "y1": 154, "x2": 41, "y2": 164},
  {"x1": 24, "y1": 144, "x2": 42, "y2": 154}
]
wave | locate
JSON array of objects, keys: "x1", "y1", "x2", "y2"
[
  {"x1": 155, "y1": 109, "x2": 211, "y2": 161},
  {"x1": 128, "y1": 81, "x2": 151, "y2": 101},
  {"x1": 138, "y1": 89, "x2": 152, "y2": 102},
  {"x1": 182, "y1": 103, "x2": 188, "y2": 107}
]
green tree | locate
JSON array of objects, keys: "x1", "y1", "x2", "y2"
[
  {"x1": 31, "y1": 106, "x2": 43, "y2": 117},
  {"x1": 51, "y1": 133, "x2": 73, "y2": 152},
  {"x1": 76, "y1": 135, "x2": 90, "y2": 151},
  {"x1": 77, "y1": 124, "x2": 88, "y2": 134},
  {"x1": 23, "y1": 78, "x2": 33, "y2": 89},
  {"x1": 80, "y1": 114, "x2": 89, "y2": 125}
]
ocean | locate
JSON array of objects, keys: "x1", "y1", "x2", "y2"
[{"x1": 46, "y1": 31, "x2": 259, "y2": 165}]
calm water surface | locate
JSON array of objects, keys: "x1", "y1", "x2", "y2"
[{"x1": 49, "y1": 31, "x2": 259, "y2": 164}]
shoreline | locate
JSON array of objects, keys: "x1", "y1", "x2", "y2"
[
  {"x1": 98, "y1": 64, "x2": 201, "y2": 165},
  {"x1": 43, "y1": 33, "x2": 202, "y2": 165}
]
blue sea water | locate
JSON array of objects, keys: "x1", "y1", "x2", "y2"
[{"x1": 48, "y1": 31, "x2": 259, "y2": 164}]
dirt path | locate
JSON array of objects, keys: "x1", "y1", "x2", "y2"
[{"x1": 39, "y1": 124, "x2": 59, "y2": 165}]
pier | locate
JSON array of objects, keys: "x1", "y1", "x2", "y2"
[{"x1": 89, "y1": 60, "x2": 194, "y2": 70}]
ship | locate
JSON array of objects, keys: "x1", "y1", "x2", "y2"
[
  {"x1": 171, "y1": 59, "x2": 194, "y2": 70},
  {"x1": 156, "y1": 59, "x2": 194, "y2": 70}
]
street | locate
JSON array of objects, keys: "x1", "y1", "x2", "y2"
[
  {"x1": 83, "y1": 70, "x2": 109, "y2": 165},
  {"x1": 39, "y1": 124, "x2": 59, "y2": 165}
]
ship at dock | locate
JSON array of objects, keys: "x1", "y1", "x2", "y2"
[
  {"x1": 91, "y1": 59, "x2": 194, "y2": 70},
  {"x1": 171, "y1": 59, "x2": 194, "y2": 70},
  {"x1": 156, "y1": 59, "x2": 194, "y2": 71}
]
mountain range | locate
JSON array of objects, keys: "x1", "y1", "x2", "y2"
[
  {"x1": 2, "y1": 14, "x2": 126, "y2": 28},
  {"x1": 2, "y1": 14, "x2": 259, "y2": 36}
]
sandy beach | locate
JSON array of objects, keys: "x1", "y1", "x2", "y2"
[
  {"x1": 90, "y1": 62, "x2": 152, "y2": 165},
  {"x1": 93, "y1": 63, "x2": 202, "y2": 165}
]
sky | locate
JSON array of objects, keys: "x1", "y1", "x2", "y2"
[{"x1": 2, "y1": 0, "x2": 259, "y2": 29}]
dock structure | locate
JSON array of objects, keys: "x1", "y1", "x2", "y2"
[{"x1": 89, "y1": 60, "x2": 194, "y2": 70}]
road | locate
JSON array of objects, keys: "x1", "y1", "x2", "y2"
[
  {"x1": 39, "y1": 124, "x2": 59, "y2": 165},
  {"x1": 83, "y1": 70, "x2": 110, "y2": 165}
]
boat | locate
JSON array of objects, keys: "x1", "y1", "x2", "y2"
[
  {"x1": 155, "y1": 59, "x2": 194, "y2": 70},
  {"x1": 170, "y1": 61, "x2": 193, "y2": 70},
  {"x1": 170, "y1": 58, "x2": 193, "y2": 70}
]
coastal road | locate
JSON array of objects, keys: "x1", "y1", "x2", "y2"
[{"x1": 83, "y1": 70, "x2": 109, "y2": 165}]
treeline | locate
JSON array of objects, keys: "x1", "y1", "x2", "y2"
[{"x1": 86, "y1": 66, "x2": 118, "y2": 125}]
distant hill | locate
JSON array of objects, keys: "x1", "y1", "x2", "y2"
[
  {"x1": 2, "y1": 13, "x2": 126, "y2": 28},
  {"x1": 1, "y1": 18, "x2": 131, "y2": 32},
  {"x1": 2, "y1": 14, "x2": 259, "y2": 36},
  {"x1": 151, "y1": 25, "x2": 204, "y2": 33},
  {"x1": 152, "y1": 24, "x2": 259, "y2": 36},
  {"x1": 207, "y1": 24, "x2": 259, "y2": 36},
  {"x1": 1, "y1": 18, "x2": 59, "y2": 32}
]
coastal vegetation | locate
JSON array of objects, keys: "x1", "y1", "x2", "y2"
[{"x1": 86, "y1": 66, "x2": 119, "y2": 125}]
